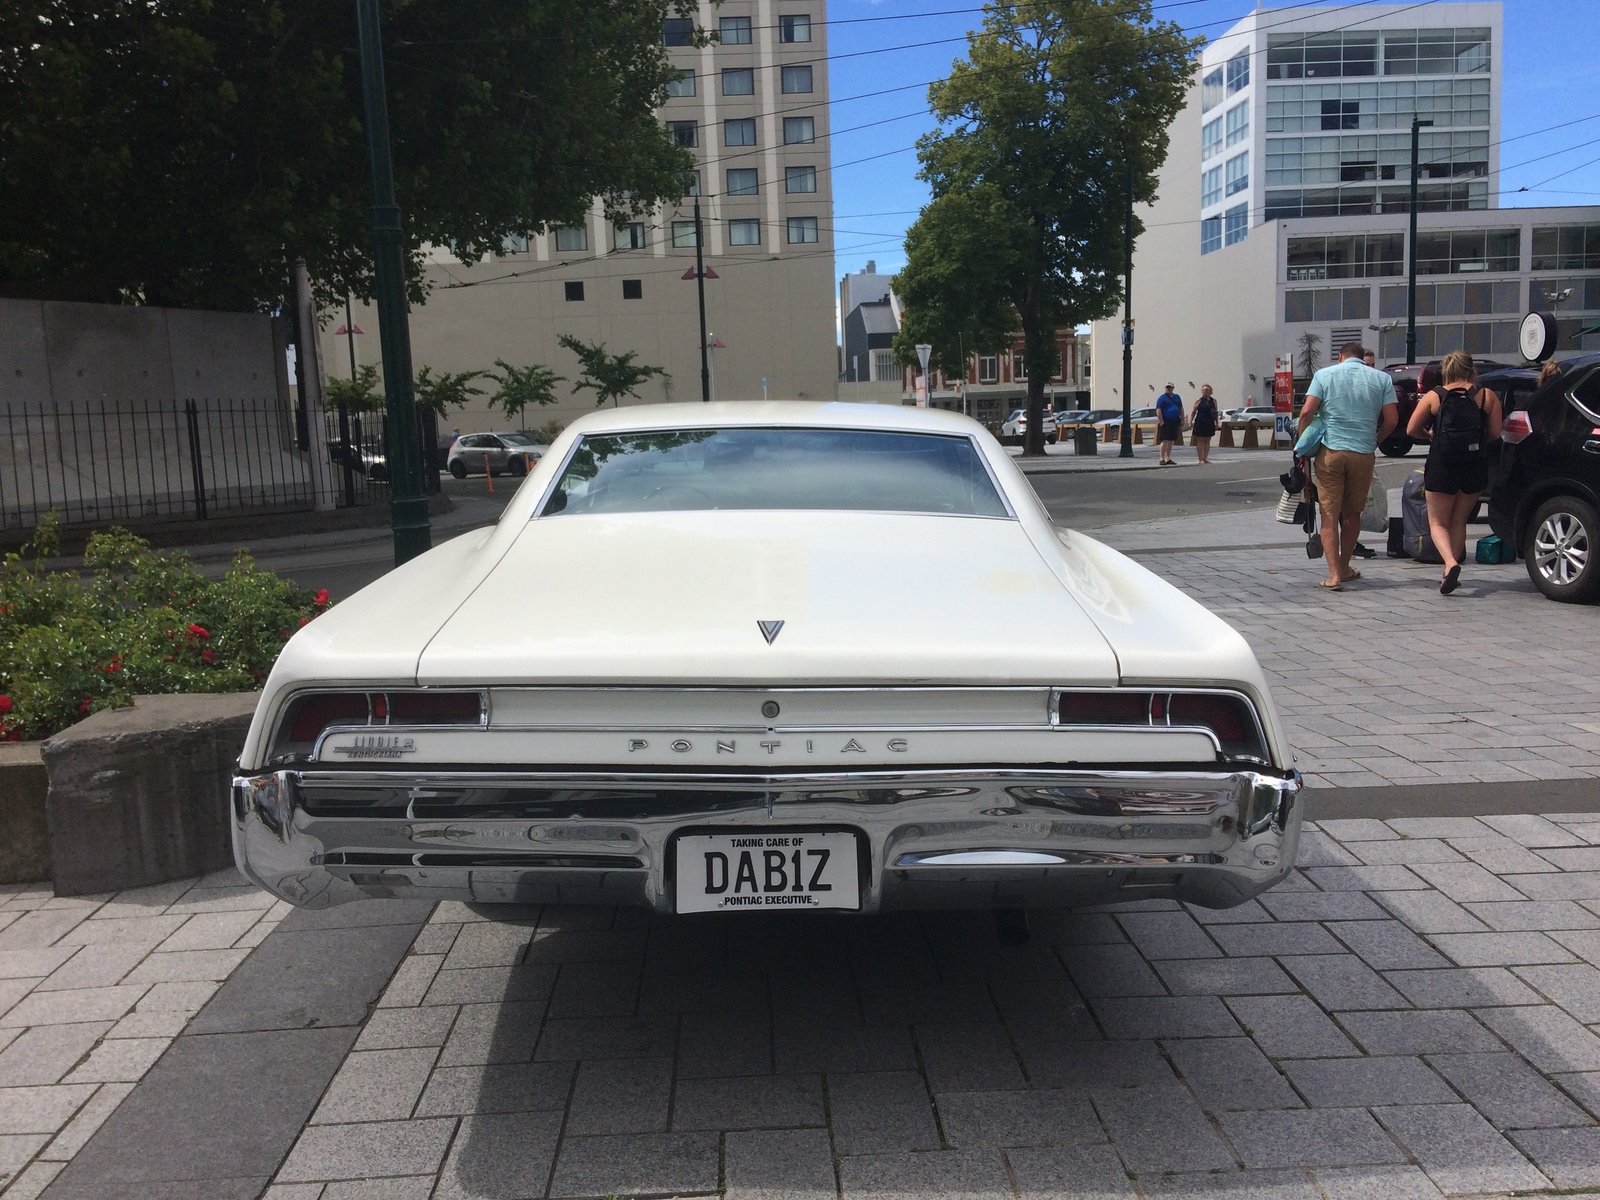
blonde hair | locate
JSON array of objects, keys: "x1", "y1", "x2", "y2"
[
  {"x1": 1538, "y1": 360, "x2": 1561, "y2": 386},
  {"x1": 1440, "y1": 350, "x2": 1475, "y2": 385}
]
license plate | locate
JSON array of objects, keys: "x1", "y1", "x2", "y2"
[{"x1": 675, "y1": 831, "x2": 860, "y2": 913}]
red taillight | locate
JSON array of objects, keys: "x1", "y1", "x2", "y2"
[
  {"x1": 289, "y1": 693, "x2": 368, "y2": 741},
  {"x1": 1056, "y1": 690, "x2": 1150, "y2": 725},
  {"x1": 1502, "y1": 410, "x2": 1532, "y2": 445},
  {"x1": 1054, "y1": 689, "x2": 1267, "y2": 762},
  {"x1": 1169, "y1": 692, "x2": 1250, "y2": 743},
  {"x1": 276, "y1": 689, "x2": 484, "y2": 758},
  {"x1": 390, "y1": 691, "x2": 483, "y2": 724}
]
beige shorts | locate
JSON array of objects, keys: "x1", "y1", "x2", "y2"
[{"x1": 1314, "y1": 448, "x2": 1376, "y2": 522}]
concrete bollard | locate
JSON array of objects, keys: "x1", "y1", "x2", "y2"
[
  {"x1": 1242, "y1": 425, "x2": 1260, "y2": 449},
  {"x1": 43, "y1": 692, "x2": 259, "y2": 896},
  {"x1": 1219, "y1": 426, "x2": 1235, "y2": 447},
  {"x1": 1133, "y1": 424, "x2": 1144, "y2": 445}
]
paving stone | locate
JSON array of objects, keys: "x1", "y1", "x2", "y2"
[
  {"x1": 933, "y1": 1088, "x2": 1100, "y2": 1149},
  {"x1": 1475, "y1": 1004, "x2": 1600, "y2": 1072},
  {"x1": 913, "y1": 1023, "x2": 1025, "y2": 1091},
  {"x1": 838, "y1": 1148, "x2": 1013, "y2": 1200},
  {"x1": 1301, "y1": 866, "x2": 1427, "y2": 892},
  {"x1": 0, "y1": 985, "x2": 145, "y2": 1029},
  {"x1": 1007, "y1": 1143, "x2": 1138, "y2": 1199},
  {"x1": 413, "y1": 1060, "x2": 573, "y2": 1117},
  {"x1": 549, "y1": 1129, "x2": 719, "y2": 1198},
  {"x1": 725, "y1": 1128, "x2": 836, "y2": 1200},
  {"x1": 1277, "y1": 955, "x2": 1409, "y2": 1011},
  {"x1": 1430, "y1": 931, "x2": 1577, "y2": 967},
  {"x1": 1351, "y1": 840, "x2": 1465, "y2": 866},
  {"x1": 310, "y1": 1048, "x2": 438, "y2": 1124},
  {"x1": 1037, "y1": 912, "x2": 1127, "y2": 945},
  {"x1": 0, "y1": 912, "x2": 89, "y2": 949},
  {"x1": 119, "y1": 948, "x2": 250, "y2": 985},
  {"x1": 533, "y1": 1015, "x2": 675, "y2": 1062},
  {"x1": 323, "y1": 1178, "x2": 434, "y2": 1200},
  {"x1": 353, "y1": 1006, "x2": 458, "y2": 1052},
  {"x1": 0, "y1": 1082, "x2": 95, "y2": 1135},
  {"x1": 1512, "y1": 963, "x2": 1600, "y2": 1022},
  {"x1": 675, "y1": 1011, "x2": 775, "y2": 1079},
  {"x1": 0, "y1": 1023, "x2": 111, "y2": 1087},
  {"x1": 1092, "y1": 995, "x2": 1241, "y2": 1042},
  {"x1": 1256, "y1": 891, "x2": 1387, "y2": 922},
  {"x1": 1508, "y1": 1126, "x2": 1600, "y2": 1189},
  {"x1": 1089, "y1": 1083, "x2": 1235, "y2": 1173},
  {"x1": 375, "y1": 955, "x2": 442, "y2": 1008},
  {"x1": 34, "y1": 943, "x2": 153, "y2": 993},
  {"x1": 1139, "y1": 1168, "x2": 1325, "y2": 1198},
  {"x1": 1480, "y1": 815, "x2": 1585, "y2": 848},
  {"x1": 1294, "y1": 830, "x2": 1361, "y2": 867},
  {"x1": 1407, "y1": 861, "x2": 1529, "y2": 903},
  {"x1": 276, "y1": 1118, "x2": 456, "y2": 1182},
  {"x1": 432, "y1": 1109, "x2": 561, "y2": 1200},
  {"x1": 1325, "y1": 921, "x2": 1449, "y2": 971},
  {"x1": 61, "y1": 1036, "x2": 168, "y2": 1084},
  {"x1": 565, "y1": 1056, "x2": 672, "y2": 1135},
  {"x1": 1388, "y1": 818, "x2": 1492, "y2": 840},
  {"x1": 1375, "y1": 1103, "x2": 1550, "y2": 1194},
  {"x1": 1059, "y1": 944, "x2": 1165, "y2": 998},
  {"x1": 1338, "y1": 1009, "x2": 1500, "y2": 1055},
  {"x1": 0, "y1": 948, "x2": 82, "y2": 981},
  {"x1": 38, "y1": 1080, "x2": 133, "y2": 1160},
  {"x1": 1502, "y1": 871, "x2": 1600, "y2": 901},
  {"x1": 1115, "y1": 912, "x2": 1222, "y2": 959},
  {"x1": 1153, "y1": 957, "x2": 1296, "y2": 997},
  {"x1": 1318, "y1": 819, "x2": 1398, "y2": 842},
  {"x1": 1279, "y1": 1056, "x2": 1454, "y2": 1107},
  {"x1": 420, "y1": 963, "x2": 556, "y2": 1007},
  {"x1": 1464, "y1": 900, "x2": 1600, "y2": 931},
  {"x1": 859, "y1": 978, "x2": 998, "y2": 1024},
  {"x1": 1370, "y1": 891, "x2": 1487, "y2": 935},
  {"x1": 827, "y1": 1071, "x2": 940, "y2": 1155},
  {"x1": 1219, "y1": 1107, "x2": 1405, "y2": 1168},
  {"x1": 776, "y1": 1022, "x2": 916, "y2": 1074},
  {"x1": 1427, "y1": 1051, "x2": 1592, "y2": 1129},
  {"x1": 1226, "y1": 996, "x2": 1360, "y2": 1058},
  {"x1": 1553, "y1": 928, "x2": 1600, "y2": 967},
  {"x1": 1383, "y1": 967, "x2": 1543, "y2": 1008},
  {"x1": 1163, "y1": 1037, "x2": 1301, "y2": 1112},
  {"x1": 671, "y1": 1073, "x2": 824, "y2": 1131},
  {"x1": 1185, "y1": 899, "x2": 1271, "y2": 925},
  {"x1": 433, "y1": 1000, "x2": 540, "y2": 1068},
  {"x1": 1021, "y1": 1040, "x2": 1176, "y2": 1089},
  {"x1": 1310, "y1": 1165, "x2": 1444, "y2": 1200},
  {"x1": 1447, "y1": 837, "x2": 1565, "y2": 875},
  {"x1": 1207, "y1": 923, "x2": 1343, "y2": 957},
  {"x1": 159, "y1": 911, "x2": 264, "y2": 952},
  {"x1": 1537, "y1": 847, "x2": 1600, "y2": 871}
]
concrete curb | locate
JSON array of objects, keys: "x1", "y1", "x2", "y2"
[{"x1": 1305, "y1": 777, "x2": 1600, "y2": 821}]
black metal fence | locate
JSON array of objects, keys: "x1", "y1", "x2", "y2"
[{"x1": 0, "y1": 399, "x2": 390, "y2": 533}]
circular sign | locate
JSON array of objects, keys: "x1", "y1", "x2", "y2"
[{"x1": 1520, "y1": 311, "x2": 1559, "y2": 363}]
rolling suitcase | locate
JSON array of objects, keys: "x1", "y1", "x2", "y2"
[{"x1": 1400, "y1": 470, "x2": 1442, "y2": 563}]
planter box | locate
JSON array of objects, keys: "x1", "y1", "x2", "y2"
[
  {"x1": 0, "y1": 743, "x2": 51, "y2": 884},
  {"x1": 43, "y1": 693, "x2": 260, "y2": 896}
]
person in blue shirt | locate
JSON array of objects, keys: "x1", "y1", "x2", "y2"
[
  {"x1": 1156, "y1": 384, "x2": 1184, "y2": 466},
  {"x1": 1298, "y1": 342, "x2": 1398, "y2": 590}
]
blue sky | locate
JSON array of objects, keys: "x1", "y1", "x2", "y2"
[{"x1": 826, "y1": 0, "x2": 1600, "y2": 283}]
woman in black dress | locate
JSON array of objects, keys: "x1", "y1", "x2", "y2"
[{"x1": 1191, "y1": 384, "x2": 1219, "y2": 464}]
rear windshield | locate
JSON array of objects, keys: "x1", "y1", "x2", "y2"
[{"x1": 540, "y1": 427, "x2": 1009, "y2": 518}]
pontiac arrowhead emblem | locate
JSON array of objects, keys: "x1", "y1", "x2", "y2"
[{"x1": 757, "y1": 619, "x2": 785, "y2": 645}]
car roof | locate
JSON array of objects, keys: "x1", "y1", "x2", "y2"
[{"x1": 565, "y1": 401, "x2": 989, "y2": 438}]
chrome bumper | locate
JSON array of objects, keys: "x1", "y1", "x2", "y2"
[{"x1": 231, "y1": 766, "x2": 1301, "y2": 913}]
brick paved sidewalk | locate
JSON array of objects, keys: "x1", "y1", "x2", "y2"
[{"x1": 248, "y1": 813, "x2": 1600, "y2": 1200}]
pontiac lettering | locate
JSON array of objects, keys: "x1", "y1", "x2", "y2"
[{"x1": 331, "y1": 735, "x2": 415, "y2": 760}]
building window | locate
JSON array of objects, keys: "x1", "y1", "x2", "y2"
[
  {"x1": 1382, "y1": 27, "x2": 1491, "y2": 76},
  {"x1": 668, "y1": 121, "x2": 697, "y2": 148},
  {"x1": 783, "y1": 116, "x2": 815, "y2": 144},
  {"x1": 622, "y1": 279, "x2": 643, "y2": 300},
  {"x1": 1201, "y1": 67, "x2": 1224, "y2": 113},
  {"x1": 671, "y1": 220, "x2": 698, "y2": 248},
  {"x1": 1201, "y1": 216, "x2": 1222, "y2": 255},
  {"x1": 498, "y1": 233, "x2": 529, "y2": 255},
  {"x1": 785, "y1": 165, "x2": 816, "y2": 193},
  {"x1": 726, "y1": 168, "x2": 759, "y2": 196},
  {"x1": 1226, "y1": 50, "x2": 1250, "y2": 94},
  {"x1": 1283, "y1": 286, "x2": 1369, "y2": 323},
  {"x1": 781, "y1": 65, "x2": 813, "y2": 94},
  {"x1": 872, "y1": 349, "x2": 895, "y2": 382},
  {"x1": 729, "y1": 218, "x2": 762, "y2": 246},
  {"x1": 1267, "y1": 31, "x2": 1378, "y2": 80},
  {"x1": 564, "y1": 281, "x2": 585, "y2": 302},
  {"x1": 1201, "y1": 166, "x2": 1222, "y2": 208},
  {"x1": 1225, "y1": 151, "x2": 1249, "y2": 196},
  {"x1": 1531, "y1": 225, "x2": 1600, "y2": 271},
  {"x1": 977, "y1": 355, "x2": 999, "y2": 384},
  {"x1": 665, "y1": 70, "x2": 695, "y2": 98},
  {"x1": 1202, "y1": 117, "x2": 1222, "y2": 161},
  {"x1": 685, "y1": 170, "x2": 701, "y2": 197},
  {"x1": 722, "y1": 68, "x2": 754, "y2": 96},
  {"x1": 613, "y1": 222, "x2": 646, "y2": 251},
  {"x1": 1414, "y1": 228, "x2": 1520, "y2": 275},
  {"x1": 719, "y1": 16, "x2": 751, "y2": 44},
  {"x1": 786, "y1": 216, "x2": 818, "y2": 243},
  {"x1": 1224, "y1": 203, "x2": 1248, "y2": 246},
  {"x1": 1286, "y1": 233, "x2": 1403, "y2": 280},
  {"x1": 554, "y1": 225, "x2": 588, "y2": 252},
  {"x1": 663, "y1": 17, "x2": 693, "y2": 46},
  {"x1": 1225, "y1": 101, "x2": 1249, "y2": 147},
  {"x1": 1011, "y1": 351, "x2": 1027, "y2": 381},
  {"x1": 780, "y1": 15, "x2": 812, "y2": 43},
  {"x1": 724, "y1": 118, "x2": 757, "y2": 146}
]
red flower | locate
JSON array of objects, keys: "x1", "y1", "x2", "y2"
[
  {"x1": 0, "y1": 696, "x2": 11, "y2": 714},
  {"x1": 298, "y1": 616, "x2": 311, "y2": 628},
  {"x1": 187, "y1": 624, "x2": 209, "y2": 640},
  {"x1": 4, "y1": 729, "x2": 19, "y2": 742},
  {"x1": 79, "y1": 697, "x2": 93, "y2": 715},
  {"x1": 314, "y1": 588, "x2": 330, "y2": 606},
  {"x1": 199, "y1": 648, "x2": 218, "y2": 664}
]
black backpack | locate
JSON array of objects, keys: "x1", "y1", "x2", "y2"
[{"x1": 1432, "y1": 385, "x2": 1487, "y2": 465}]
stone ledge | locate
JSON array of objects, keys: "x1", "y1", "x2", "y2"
[
  {"x1": 0, "y1": 741, "x2": 50, "y2": 884},
  {"x1": 42, "y1": 692, "x2": 260, "y2": 896}
]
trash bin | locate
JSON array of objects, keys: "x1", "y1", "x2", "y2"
[{"x1": 1074, "y1": 426, "x2": 1098, "y2": 456}]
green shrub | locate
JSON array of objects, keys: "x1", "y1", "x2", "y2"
[{"x1": 0, "y1": 514, "x2": 325, "y2": 741}]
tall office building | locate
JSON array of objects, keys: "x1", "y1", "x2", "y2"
[{"x1": 344, "y1": 1, "x2": 838, "y2": 430}]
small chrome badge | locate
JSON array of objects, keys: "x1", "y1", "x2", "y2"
[{"x1": 757, "y1": 619, "x2": 785, "y2": 645}]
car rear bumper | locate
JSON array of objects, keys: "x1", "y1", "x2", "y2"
[{"x1": 231, "y1": 766, "x2": 1301, "y2": 913}]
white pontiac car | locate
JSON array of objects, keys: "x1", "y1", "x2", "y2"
[{"x1": 233, "y1": 403, "x2": 1300, "y2": 915}]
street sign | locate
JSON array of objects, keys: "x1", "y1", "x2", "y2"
[
  {"x1": 1520, "y1": 311, "x2": 1558, "y2": 362},
  {"x1": 1272, "y1": 354, "x2": 1295, "y2": 447}
]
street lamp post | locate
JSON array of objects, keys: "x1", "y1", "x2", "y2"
[
  {"x1": 354, "y1": 0, "x2": 430, "y2": 565},
  {"x1": 694, "y1": 198, "x2": 710, "y2": 402},
  {"x1": 1119, "y1": 157, "x2": 1135, "y2": 459},
  {"x1": 1405, "y1": 116, "x2": 1434, "y2": 366}
]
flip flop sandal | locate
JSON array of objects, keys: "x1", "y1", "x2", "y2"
[
  {"x1": 1441, "y1": 564, "x2": 1461, "y2": 595},
  {"x1": 1318, "y1": 580, "x2": 1344, "y2": 591}
]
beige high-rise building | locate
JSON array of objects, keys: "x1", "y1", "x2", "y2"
[{"x1": 338, "y1": 1, "x2": 838, "y2": 434}]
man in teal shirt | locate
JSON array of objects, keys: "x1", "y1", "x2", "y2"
[{"x1": 1298, "y1": 342, "x2": 1398, "y2": 590}]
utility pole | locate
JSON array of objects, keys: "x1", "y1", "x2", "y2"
[
  {"x1": 1405, "y1": 116, "x2": 1434, "y2": 365},
  {"x1": 694, "y1": 197, "x2": 711, "y2": 402},
  {"x1": 355, "y1": 0, "x2": 430, "y2": 565},
  {"x1": 337, "y1": 298, "x2": 358, "y2": 507},
  {"x1": 1119, "y1": 157, "x2": 1135, "y2": 459}
]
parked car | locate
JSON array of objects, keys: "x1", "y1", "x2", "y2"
[
  {"x1": 1049, "y1": 410, "x2": 1093, "y2": 442},
  {"x1": 1221, "y1": 406, "x2": 1280, "y2": 431},
  {"x1": 1094, "y1": 407, "x2": 1160, "y2": 431},
  {"x1": 1487, "y1": 354, "x2": 1600, "y2": 603},
  {"x1": 328, "y1": 436, "x2": 388, "y2": 482},
  {"x1": 1381, "y1": 359, "x2": 1517, "y2": 457},
  {"x1": 232, "y1": 402, "x2": 1301, "y2": 916},
  {"x1": 1000, "y1": 410, "x2": 1058, "y2": 439},
  {"x1": 447, "y1": 431, "x2": 547, "y2": 478}
]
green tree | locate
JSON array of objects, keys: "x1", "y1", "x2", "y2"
[
  {"x1": 412, "y1": 366, "x2": 487, "y2": 417},
  {"x1": 559, "y1": 335, "x2": 669, "y2": 407},
  {"x1": 324, "y1": 363, "x2": 384, "y2": 414},
  {"x1": 0, "y1": 0, "x2": 701, "y2": 310},
  {"x1": 488, "y1": 360, "x2": 564, "y2": 426},
  {"x1": 892, "y1": 0, "x2": 1199, "y2": 455}
]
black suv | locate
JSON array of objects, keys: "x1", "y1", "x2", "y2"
[{"x1": 1487, "y1": 353, "x2": 1600, "y2": 603}]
